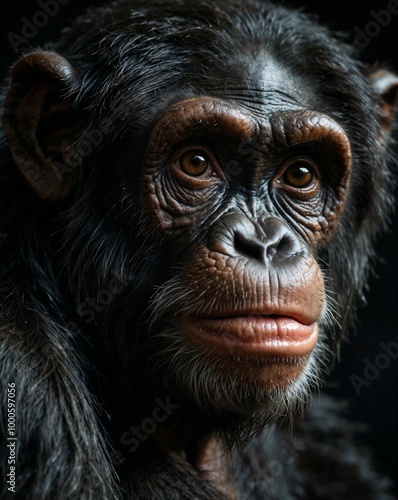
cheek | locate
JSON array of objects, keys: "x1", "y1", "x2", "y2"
[
  {"x1": 271, "y1": 183, "x2": 350, "y2": 248},
  {"x1": 141, "y1": 169, "x2": 224, "y2": 232},
  {"x1": 272, "y1": 200, "x2": 344, "y2": 249}
]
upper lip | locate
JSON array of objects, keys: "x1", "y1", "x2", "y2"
[{"x1": 197, "y1": 309, "x2": 313, "y2": 326}]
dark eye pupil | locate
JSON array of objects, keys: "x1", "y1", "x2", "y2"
[
  {"x1": 285, "y1": 164, "x2": 313, "y2": 187},
  {"x1": 180, "y1": 151, "x2": 209, "y2": 176}
]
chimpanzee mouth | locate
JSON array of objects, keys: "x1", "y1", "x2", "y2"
[{"x1": 180, "y1": 314, "x2": 318, "y2": 357}]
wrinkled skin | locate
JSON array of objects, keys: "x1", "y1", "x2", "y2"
[{"x1": 140, "y1": 98, "x2": 351, "y2": 417}]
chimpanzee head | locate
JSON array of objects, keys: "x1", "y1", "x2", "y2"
[{"x1": 2, "y1": 0, "x2": 397, "y2": 441}]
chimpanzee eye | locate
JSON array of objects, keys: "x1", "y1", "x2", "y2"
[
  {"x1": 274, "y1": 157, "x2": 321, "y2": 199},
  {"x1": 179, "y1": 150, "x2": 210, "y2": 177},
  {"x1": 283, "y1": 162, "x2": 314, "y2": 188}
]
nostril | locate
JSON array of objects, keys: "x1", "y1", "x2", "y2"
[
  {"x1": 233, "y1": 230, "x2": 265, "y2": 262},
  {"x1": 213, "y1": 217, "x2": 302, "y2": 264},
  {"x1": 267, "y1": 234, "x2": 299, "y2": 259}
]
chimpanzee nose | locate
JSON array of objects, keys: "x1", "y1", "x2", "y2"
[{"x1": 207, "y1": 214, "x2": 301, "y2": 264}]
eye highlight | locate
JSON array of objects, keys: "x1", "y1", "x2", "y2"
[{"x1": 180, "y1": 150, "x2": 210, "y2": 177}]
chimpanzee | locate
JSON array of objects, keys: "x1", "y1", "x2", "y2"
[{"x1": 0, "y1": 0, "x2": 397, "y2": 498}]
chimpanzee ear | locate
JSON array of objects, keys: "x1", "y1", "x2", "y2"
[
  {"x1": 369, "y1": 70, "x2": 398, "y2": 136},
  {"x1": 3, "y1": 51, "x2": 79, "y2": 201}
]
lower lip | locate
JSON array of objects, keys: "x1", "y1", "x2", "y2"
[{"x1": 181, "y1": 315, "x2": 318, "y2": 357}]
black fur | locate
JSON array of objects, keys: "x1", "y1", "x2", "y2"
[{"x1": 0, "y1": 0, "x2": 396, "y2": 498}]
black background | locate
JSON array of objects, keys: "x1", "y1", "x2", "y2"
[{"x1": 1, "y1": 0, "x2": 397, "y2": 494}]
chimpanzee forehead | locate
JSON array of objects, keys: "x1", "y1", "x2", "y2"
[
  {"x1": 194, "y1": 55, "x2": 313, "y2": 116},
  {"x1": 75, "y1": 0, "x2": 367, "y2": 146}
]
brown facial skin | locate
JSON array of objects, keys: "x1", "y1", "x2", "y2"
[{"x1": 142, "y1": 97, "x2": 352, "y2": 398}]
